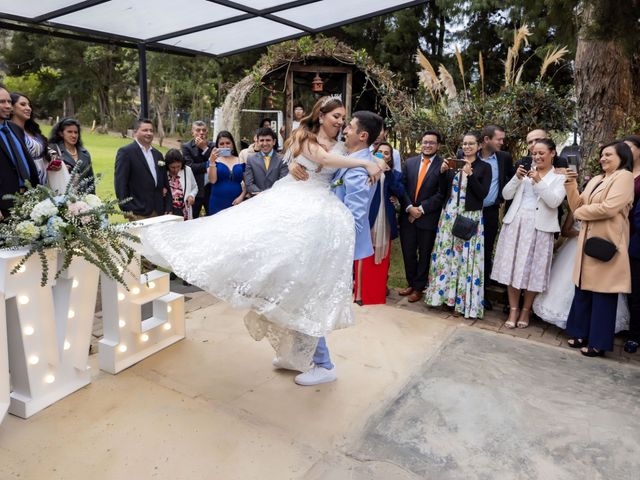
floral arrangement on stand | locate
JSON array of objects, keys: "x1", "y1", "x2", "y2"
[{"x1": 0, "y1": 173, "x2": 139, "y2": 287}]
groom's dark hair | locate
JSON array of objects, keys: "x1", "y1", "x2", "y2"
[{"x1": 353, "y1": 111, "x2": 383, "y2": 147}]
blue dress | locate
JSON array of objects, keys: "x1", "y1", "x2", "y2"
[{"x1": 208, "y1": 162, "x2": 246, "y2": 215}]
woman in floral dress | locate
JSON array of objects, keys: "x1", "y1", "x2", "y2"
[{"x1": 425, "y1": 132, "x2": 492, "y2": 318}]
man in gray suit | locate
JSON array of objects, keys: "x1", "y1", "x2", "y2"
[{"x1": 244, "y1": 127, "x2": 288, "y2": 196}]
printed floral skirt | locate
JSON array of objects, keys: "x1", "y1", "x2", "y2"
[{"x1": 425, "y1": 175, "x2": 485, "y2": 318}]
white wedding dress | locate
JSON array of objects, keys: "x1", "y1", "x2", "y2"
[
  {"x1": 533, "y1": 221, "x2": 630, "y2": 331},
  {"x1": 142, "y1": 145, "x2": 356, "y2": 370}
]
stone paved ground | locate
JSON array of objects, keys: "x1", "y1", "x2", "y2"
[
  {"x1": 385, "y1": 289, "x2": 640, "y2": 365},
  {"x1": 90, "y1": 281, "x2": 640, "y2": 365}
]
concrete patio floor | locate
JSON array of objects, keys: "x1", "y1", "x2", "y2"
[{"x1": 1, "y1": 292, "x2": 639, "y2": 480}]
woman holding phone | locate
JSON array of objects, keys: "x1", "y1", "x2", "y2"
[
  {"x1": 491, "y1": 138, "x2": 566, "y2": 328},
  {"x1": 425, "y1": 132, "x2": 491, "y2": 318},
  {"x1": 207, "y1": 130, "x2": 246, "y2": 215}
]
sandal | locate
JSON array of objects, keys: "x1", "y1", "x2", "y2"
[
  {"x1": 567, "y1": 338, "x2": 586, "y2": 349},
  {"x1": 504, "y1": 307, "x2": 518, "y2": 329},
  {"x1": 581, "y1": 347, "x2": 605, "y2": 357},
  {"x1": 516, "y1": 308, "x2": 530, "y2": 329}
]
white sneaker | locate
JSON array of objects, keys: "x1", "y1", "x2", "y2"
[{"x1": 294, "y1": 366, "x2": 337, "y2": 386}]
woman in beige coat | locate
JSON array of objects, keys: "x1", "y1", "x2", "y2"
[{"x1": 564, "y1": 140, "x2": 635, "y2": 357}]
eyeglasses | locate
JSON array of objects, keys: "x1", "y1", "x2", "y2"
[
  {"x1": 462, "y1": 143, "x2": 477, "y2": 147},
  {"x1": 422, "y1": 141, "x2": 438, "y2": 146}
]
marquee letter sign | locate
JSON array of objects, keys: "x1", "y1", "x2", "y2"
[
  {"x1": 0, "y1": 249, "x2": 99, "y2": 418},
  {"x1": 99, "y1": 216, "x2": 186, "y2": 374}
]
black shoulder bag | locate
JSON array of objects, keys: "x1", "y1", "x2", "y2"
[
  {"x1": 451, "y1": 174, "x2": 479, "y2": 241},
  {"x1": 582, "y1": 180, "x2": 617, "y2": 262}
]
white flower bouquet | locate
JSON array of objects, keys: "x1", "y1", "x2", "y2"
[{"x1": 0, "y1": 176, "x2": 139, "y2": 287}]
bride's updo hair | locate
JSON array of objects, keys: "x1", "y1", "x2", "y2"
[{"x1": 285, "y1": 96, "x2": 344, "y2": 158}]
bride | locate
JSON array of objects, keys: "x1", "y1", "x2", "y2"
[{"x1": 142, "y1": 96, "x2": 384, "y2": 371}]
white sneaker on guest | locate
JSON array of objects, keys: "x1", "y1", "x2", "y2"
[{"x1": 294, "y1": 366, "x2": 337, "y2": 386}]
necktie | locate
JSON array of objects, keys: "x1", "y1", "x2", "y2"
[
  {"x1": 264, "y1": 154, "x2": 271, "y2": 170},
  {"x1": 0, "y1": 124, "x2": 31, "y2": 185},
  {"x1": 415, "y1": 157, "x2": 430, "y2": 202}
]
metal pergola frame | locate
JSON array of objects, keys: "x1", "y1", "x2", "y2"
[{"x1": 0, "y1": 0, "x2": 427, "y2": 117}]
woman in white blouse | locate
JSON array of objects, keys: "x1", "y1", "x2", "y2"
[{"x1": 491, "y1": 139, "x2": 566, "y2": 329}]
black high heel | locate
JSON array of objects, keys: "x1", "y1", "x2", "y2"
[{"x1": 581, "y1": 347, "x2": 605, "y2": 357}]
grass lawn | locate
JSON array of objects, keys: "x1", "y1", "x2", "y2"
[{"x1": 39, "y1": 124, "x2": 407, "y2": 286}]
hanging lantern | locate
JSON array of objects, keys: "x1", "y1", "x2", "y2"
[{"x1": 311, "y1": 73, "x2": 324, "y2": 93}]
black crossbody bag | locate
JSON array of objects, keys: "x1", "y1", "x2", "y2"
[
  {"x1": 451, "y1": 175, "x2": 479, "y2": 241},
  {"x1": 582, "y1": 180, "x2": 617, "y2": 262}
]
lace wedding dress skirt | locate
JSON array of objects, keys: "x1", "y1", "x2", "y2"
[{"x1": 142, "y1": 147, "x2": 356, "y2": 370}]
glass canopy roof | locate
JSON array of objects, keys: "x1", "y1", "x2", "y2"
[{"x1": 0, "y1": 0, "x2": 426, "y2": 57}]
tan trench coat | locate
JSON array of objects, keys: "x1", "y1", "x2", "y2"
[{"x1": 566, "y1": 169, "x2": 634, "y2": 293}]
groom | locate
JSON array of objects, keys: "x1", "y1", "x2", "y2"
[{"x1": 290, "y1": 110, "x2": 383, "y2": 386}]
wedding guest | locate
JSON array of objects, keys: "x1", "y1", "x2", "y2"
[
  {"x1": 115, "y1": 118, "x2": 170, "y2": 220},
  {"x1": 623, "y1": 135, "x2": 640, "y2": 353},
  {"x1": 425, "y1": 132, "x2": 492, "y2": 318},
  {"x1": 208, "y1": 130, "x2": 245, "y2": 215},
  {"x1": 491, "y1": 139, "x2": 566, "y2": 329},
  {"x1": 49, "y1": 118, "x2": 96, "y2": 193},
  {"x1": 565, "y1": 141, "x2": 634, "y2": 357},
  {"x1": 398, "y1": 130, "x2": 448, "y2": 303},
  {"x1": 165, "y1": 149, "x2": 198, "y2": 220},
  {"x1": 478, "y1": 124, "x2": 513, "y2": 310},
  {"x1": 354, "y1": 142, "x2": 405, "y2": 304},
  {"x1": 244, "y1": 127, "x2": 288, "y2": 197},
  {"x1": 181, "y1": 120, "x2": 214, "y2": 217},
  {"x1": 10, "y1": 92, "x2": 48, "y2": 185},
  {"x1": 0, "y1": 84, "x2": 39, "y2": 219},
  {"x1": 532, "y1": 210, "x2": 630, "y2": 330},
  {"x1": 371, "y1": 125, "x2": 402, "y2": 172}
]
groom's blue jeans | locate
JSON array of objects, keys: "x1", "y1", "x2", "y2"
[{"x1": 313, "y1": 337, "x2": 334, "y2": 369}]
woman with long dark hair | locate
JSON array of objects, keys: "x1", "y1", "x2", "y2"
[
  {"x1": 10, "y1": 92, "x2": 48, "y2": 184},
  {"x1": 207, "y1": 130, "x2": 245, "y2": 215},
  {"x1": 48, "y1": 118, "x2": 95, "y2": 193}
]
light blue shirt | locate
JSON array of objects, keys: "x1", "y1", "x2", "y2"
[
  {"x1": 332, "y1": 147, "x2": 375, "y2": 260},
  {"x1": 481, "y1": 152, "x2": 499, "y2": 207}
]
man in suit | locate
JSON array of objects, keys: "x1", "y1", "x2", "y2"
[
  {"x1": 478, "y1": 124, "x2": 514, "y2": 309},
  {"x1": 114, "y1": 118, "x2": 170, "y2": 220},
  {"x1": 181, "y1": 120, "x2": 213, "y2": 217},
  {"x1": 244, "y1": 127, "x2": 288, "y2": 196},
  {"x1": 517, "y1": 128, "x2": 569, "y2": 169},
  {"x1": 398, "y1": 130, "x2": 448, "y2": 303},
  {"x1": 289, "y1": 110, "x2": 383, "y2": 386},
  {"x1": 0, "y1": 85, "x2": 39, "y2": 220}
]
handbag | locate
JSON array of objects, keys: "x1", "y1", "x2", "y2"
[
  {"x1": 451, "y1": 174, "x2": 479, "y2": 241},
  {"x1": 584, "y1": 237, "x2": 617, "y2": 262}
]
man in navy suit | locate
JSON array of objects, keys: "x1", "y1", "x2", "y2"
[
  {"x1": 398, "y1": 130, "x2": 448, "y2": 303},
  {"x1": 478, "y1": 125, "x2": 513, "y2": 309},
  {"x1": 115, "y1": 119, "x2": 170, "y2": 220},
  {"x1": 0, "y1": 84, "x2": 39, "y2": 220}
]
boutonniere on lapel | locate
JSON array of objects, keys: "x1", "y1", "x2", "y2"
[
  {"x1": 330, "y1": 178, "x2": 344, "y2": 189},
  {"x1": 157, "y1": 160, "x2": 166, "y2": 167}
]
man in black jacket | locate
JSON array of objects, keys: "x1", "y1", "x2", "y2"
[
  {"x1": 0, "y1": 85, "x2": 39, "y2": 220},
  {"x1": 114, "y1": 119, "x2": 170, "y2": 220},
  {"x1": 478, "y1": 125, "x2": 513, "y2": 309},
  {"x1": 398, "y1": 130, "x2": 448, "y2": 303},
  {"x1": 181, "y1": 120, "x2": 213, "y2": 217}
]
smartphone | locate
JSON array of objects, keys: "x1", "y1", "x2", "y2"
[
  {"x1": 521, "y1": 158, "x2": 533, "y2": 172},
  {"x1": 445, "y1": 158, "x2": 456, "y2": 170},
  {"x1": 218, "y1": 147, "x2": 232, "y2": 156},
  {"x1": 567, "y1": 154, "x2": 579, "y2": 174},
  {"x1": 455, "y1": 159, "x2": 466, "y2": 170}
]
